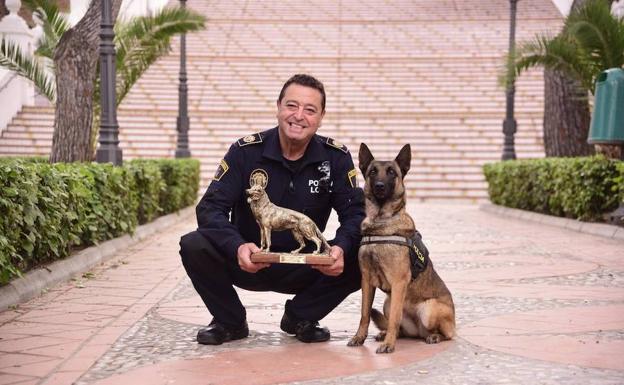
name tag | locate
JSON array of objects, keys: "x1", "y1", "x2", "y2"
[{"x1": 279, "y1": 254, "x2": 306, "y2": 264}]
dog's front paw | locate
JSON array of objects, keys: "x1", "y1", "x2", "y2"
[
  {"x1": 375, "y1": 343, "x2": 395, "y2": 354},
  {"x1": 347, "y1": 335, "x2": 366, "y2": 347},
  {"x1": 425, "y1": 334, "x2": 442, "y2": 344}
]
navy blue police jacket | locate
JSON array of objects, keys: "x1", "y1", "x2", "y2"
[{"x1": 196, "y1": 126, "x2": 365, "y2": 261}]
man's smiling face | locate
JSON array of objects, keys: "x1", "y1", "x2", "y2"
[{"x1": 276, "y1": 84, "x2": 325, "y2": 145}]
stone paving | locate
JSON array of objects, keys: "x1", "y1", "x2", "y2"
[{"x1": 0, "y1": 203, "x2": 623, "y2": 385}]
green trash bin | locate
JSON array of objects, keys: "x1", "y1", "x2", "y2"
[{"x1": 588, "y1": 68, "x2": 624, "y2": 144}]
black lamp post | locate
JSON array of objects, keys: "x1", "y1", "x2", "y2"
[
  {"x1": 96, "y1": 0, "x2": 122, "y2": 165},
  {"x1": 502, "y1": 0, "x2": 518, "y2": 161},
  {"x1": 175, "y1": 0, "x2": 191, "y2": 158}
]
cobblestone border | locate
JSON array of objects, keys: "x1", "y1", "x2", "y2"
[
  {"x1": 0, "y1": 206, "x2": 195, "y2": 311},
  {"x1": 479, "y1": 203, "x2": 624, "y2": 241},
  {"x1": 75, "y1": 278, "x2": 624, "y2": 385}
]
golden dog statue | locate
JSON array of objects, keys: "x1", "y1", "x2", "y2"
[{"x1": 246, "y1": 184, "x2": 330, "y2": 254}]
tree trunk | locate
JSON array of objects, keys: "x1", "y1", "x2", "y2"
[
  {"x1": 49, "y1": 0, "x2": 121, "y2": 163},
  {"x1": 542, "y1": 68, "x2": 594, "y2": 157},
  {"x1": 540, "y1": 0, "x2": 597, "y2": 158}
]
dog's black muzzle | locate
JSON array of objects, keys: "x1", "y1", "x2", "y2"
[{"x1": 373, "y1": 182, "x2": 389, "y2": 200}]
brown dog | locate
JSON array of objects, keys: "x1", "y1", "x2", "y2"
[
  {"x1": 246, "y1": 184, "x2": 330, "y2": 254},
  {"x1": 347, "y1": 143, "x2": 455, "y2": 354}
]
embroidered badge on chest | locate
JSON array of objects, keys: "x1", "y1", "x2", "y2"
[
  {"x1": 249, "y1": 169, "x2": 268, "y2": 188},
  {"x1": 309, "y1": 161, "x2": 332, "y2": 194}
]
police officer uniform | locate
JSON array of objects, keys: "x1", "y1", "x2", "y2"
[{"x1": 179, "y1": 126, "x2": 365, "y2": 331}]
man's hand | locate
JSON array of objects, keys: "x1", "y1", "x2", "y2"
[
  {"x1": 313, "y1": 245, "x2": 345, "y2": 276},
  {"x1": 237, "y1": 243, "x2": 269, "y2": 273}
]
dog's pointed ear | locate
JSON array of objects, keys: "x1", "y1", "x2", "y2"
[
  {"x1": 395, "y1": 144, "x2": 411, "y2": 178},
  {"x1": 359, "y1": 143, "x2": 374, "y2": 175}
]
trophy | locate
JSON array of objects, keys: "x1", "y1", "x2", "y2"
[{"x1": 246, "y1": 183, "x2": 333, "y2": 265}]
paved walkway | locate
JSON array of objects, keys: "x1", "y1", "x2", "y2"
[{"x1": 1, "y1": 203, "x2": 623, "y2": 385}]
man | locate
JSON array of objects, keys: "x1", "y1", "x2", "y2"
[{"x1": 180, "y1": 74, "x2": 365, "y2": 345}]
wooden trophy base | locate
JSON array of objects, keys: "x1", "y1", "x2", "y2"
[{"x1": 250, "y1": 252, "x2": 334, "y2": 265}]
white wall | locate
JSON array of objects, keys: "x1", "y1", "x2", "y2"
[
  {"x1": 68, "y1": 0, "x2": 169, "y2": 26},
  {"x1": 119, "y1": 0, "x2": 169, "y2": 20},
  {"x1": 551, "y1": 0, "x2": 574, "y2": 16},
  {"x1": 613, "y1": 0, "x2": 624, "y2": 19},
  {"x1": 0, "y1": 1, "x2": 38, "y2": 132}
]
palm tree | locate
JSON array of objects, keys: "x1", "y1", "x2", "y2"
[
  {"x1": 507, "y1": 0, "x2": 624, "y2": 157},
  {"x1": 0, "y1": 0, "x2": 205, "y2": 157}
]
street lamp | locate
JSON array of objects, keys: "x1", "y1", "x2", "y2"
[
  {"x1": 502, "y1": 0, "x2": 518, "y2": 161},
  {"x1": 175, "y1": 0, "x2": 191, "y2": 158},
  {"x1": 96, "y1": 0, "x2": 122, "y2": 165}
]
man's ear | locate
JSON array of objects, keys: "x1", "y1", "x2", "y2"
[
  {"x1": 394, "y1": 144, "x2": 411, "y2": 178},
  {"x1": 359, "y1": 143, "x2": 374, "y2": 176}
]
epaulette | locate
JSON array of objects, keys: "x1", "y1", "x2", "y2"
[
  {"x1": 237, "y1": 133, "x2": 263, "y2": 147},
  {"x1": 321, "y1": 136, "x2": 348, "y2": 153}
]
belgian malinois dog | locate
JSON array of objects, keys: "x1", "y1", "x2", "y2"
[{"x1": 347, "y1": 143, "x2": 455, "y2": 354}]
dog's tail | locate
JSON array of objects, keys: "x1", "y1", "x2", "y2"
[
  {"x1": 371, "y1": 308, "x2": 388, "y2": 331},
  {"x1": 316, "y1": 226, "x2": 332, "y2": 252}
]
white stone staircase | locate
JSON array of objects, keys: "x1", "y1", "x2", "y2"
[{"x1": 0, "y1": 0, "x2": 563, "y2": 201}]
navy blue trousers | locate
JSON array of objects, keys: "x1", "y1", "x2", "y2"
[{"x1": 179, "y1": 231, "x2": 361, "y2": 328}]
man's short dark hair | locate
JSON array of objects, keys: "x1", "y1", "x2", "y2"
[{"x1": 278, "y1": 74, "x2": 326, "y2": 112}]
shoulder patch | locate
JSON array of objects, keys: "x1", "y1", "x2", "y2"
[
  {"x1": 348, "y1": 168, "x2": 358, "y2": 188},
  {"x1": 324, "y1": 137, "x2": 348, "y2": 153},
  {"x1": 214, "y1": 159, "x2": 229, "y2": 181},
  {"x1": 237, "y1": 133, "x2": 263, "y2": 147}
]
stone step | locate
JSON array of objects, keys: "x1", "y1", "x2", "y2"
[
  {"x1": 0, "y1": 142, "x2": 541, "y2": 160},
  {"x1": 0, "y1": 0, "x2": 562, "y2": 201},
  {"x1": 0, "y1": 135, "x2": 541, "y2": 157},
  {"x1": 9, "y1": 113, "x2": 546, "y2": 125},
  {"x1": 2, "y1": 129, "x2": 544, "y2": 147}
]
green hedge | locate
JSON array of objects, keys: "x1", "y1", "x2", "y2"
[
  {"x1": 483, "y1": 156, "x2": 624, "y2": 221},
  {"x1": 156, "y1": 159, "x2": 201, "y2": 213},
  {"x1": 0, "y1": 158, "x2": 200, "y2": 284}
]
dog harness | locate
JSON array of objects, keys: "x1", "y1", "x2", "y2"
[{"x1": 360, "y1": 231, "x2": 429, "y2": 280}]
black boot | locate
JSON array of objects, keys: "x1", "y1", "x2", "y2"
[
  {"x1": 197, "y1": 320, "x2": 249, "y2": 345},
  {"x1": 280, "y1": 311, "x2": 330, "y2": 343}
]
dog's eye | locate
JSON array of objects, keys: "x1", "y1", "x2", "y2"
[
  {"x1": 387, "y1": 168, "x2": 396, "y2": 176},
  {"x1": 368, "y1": 168, "x2": 377, "y2": 176}
]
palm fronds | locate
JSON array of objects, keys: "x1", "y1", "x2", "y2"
[
  {"x1": 565, "y1": 0, "x2": 624, "y2": 71},
  {"x1": 506, "y1": 0, "x2": 624, "y2": 94},
  {"x1": 114, "y1": 6, "x2": 205, "y2": 104},
  {"x1": 21, "y1": 0, "x2": 70, "y2": 60},
  {"x1": 0, "y1": 38, "x2": 56, "y2": 102},
  {"x1": 514, "y1": 33, "x2": 596, "y2": 91},
  {"x1": 0, "y1": 3, "x2": 205, "y2": 113}
]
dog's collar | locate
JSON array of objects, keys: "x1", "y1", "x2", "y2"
[{"x1": 360, "y1": 235, "x2": 411, "y2": 246}]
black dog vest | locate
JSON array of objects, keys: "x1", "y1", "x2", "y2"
[{"x1": 360, "y1": 231, "x2": 429, "y2": 280}]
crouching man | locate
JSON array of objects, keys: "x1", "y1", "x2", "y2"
[{"x1": 179, "y1": 74, "x2": 365, "y2": 345}]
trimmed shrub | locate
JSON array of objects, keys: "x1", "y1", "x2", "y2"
[
  {"x1": 125, "y1": 159, "x2": 165, "y2": 224},
  {"x1": 0, "y1": 159, "x2": 39, "y2": 282},
  {"x1": 483, "y1": 156, "x2": 623, "y2": 221},
  {"x1": 157, "y1": 158, "x2": 201, "y2": 214},
  {"x1": 0, "y1": 158, "x2": 200, "y2": 284}
]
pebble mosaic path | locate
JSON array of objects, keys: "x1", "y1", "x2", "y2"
[{"x1": 0, "y1": 203, "x2": 622, "y2": 385}]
